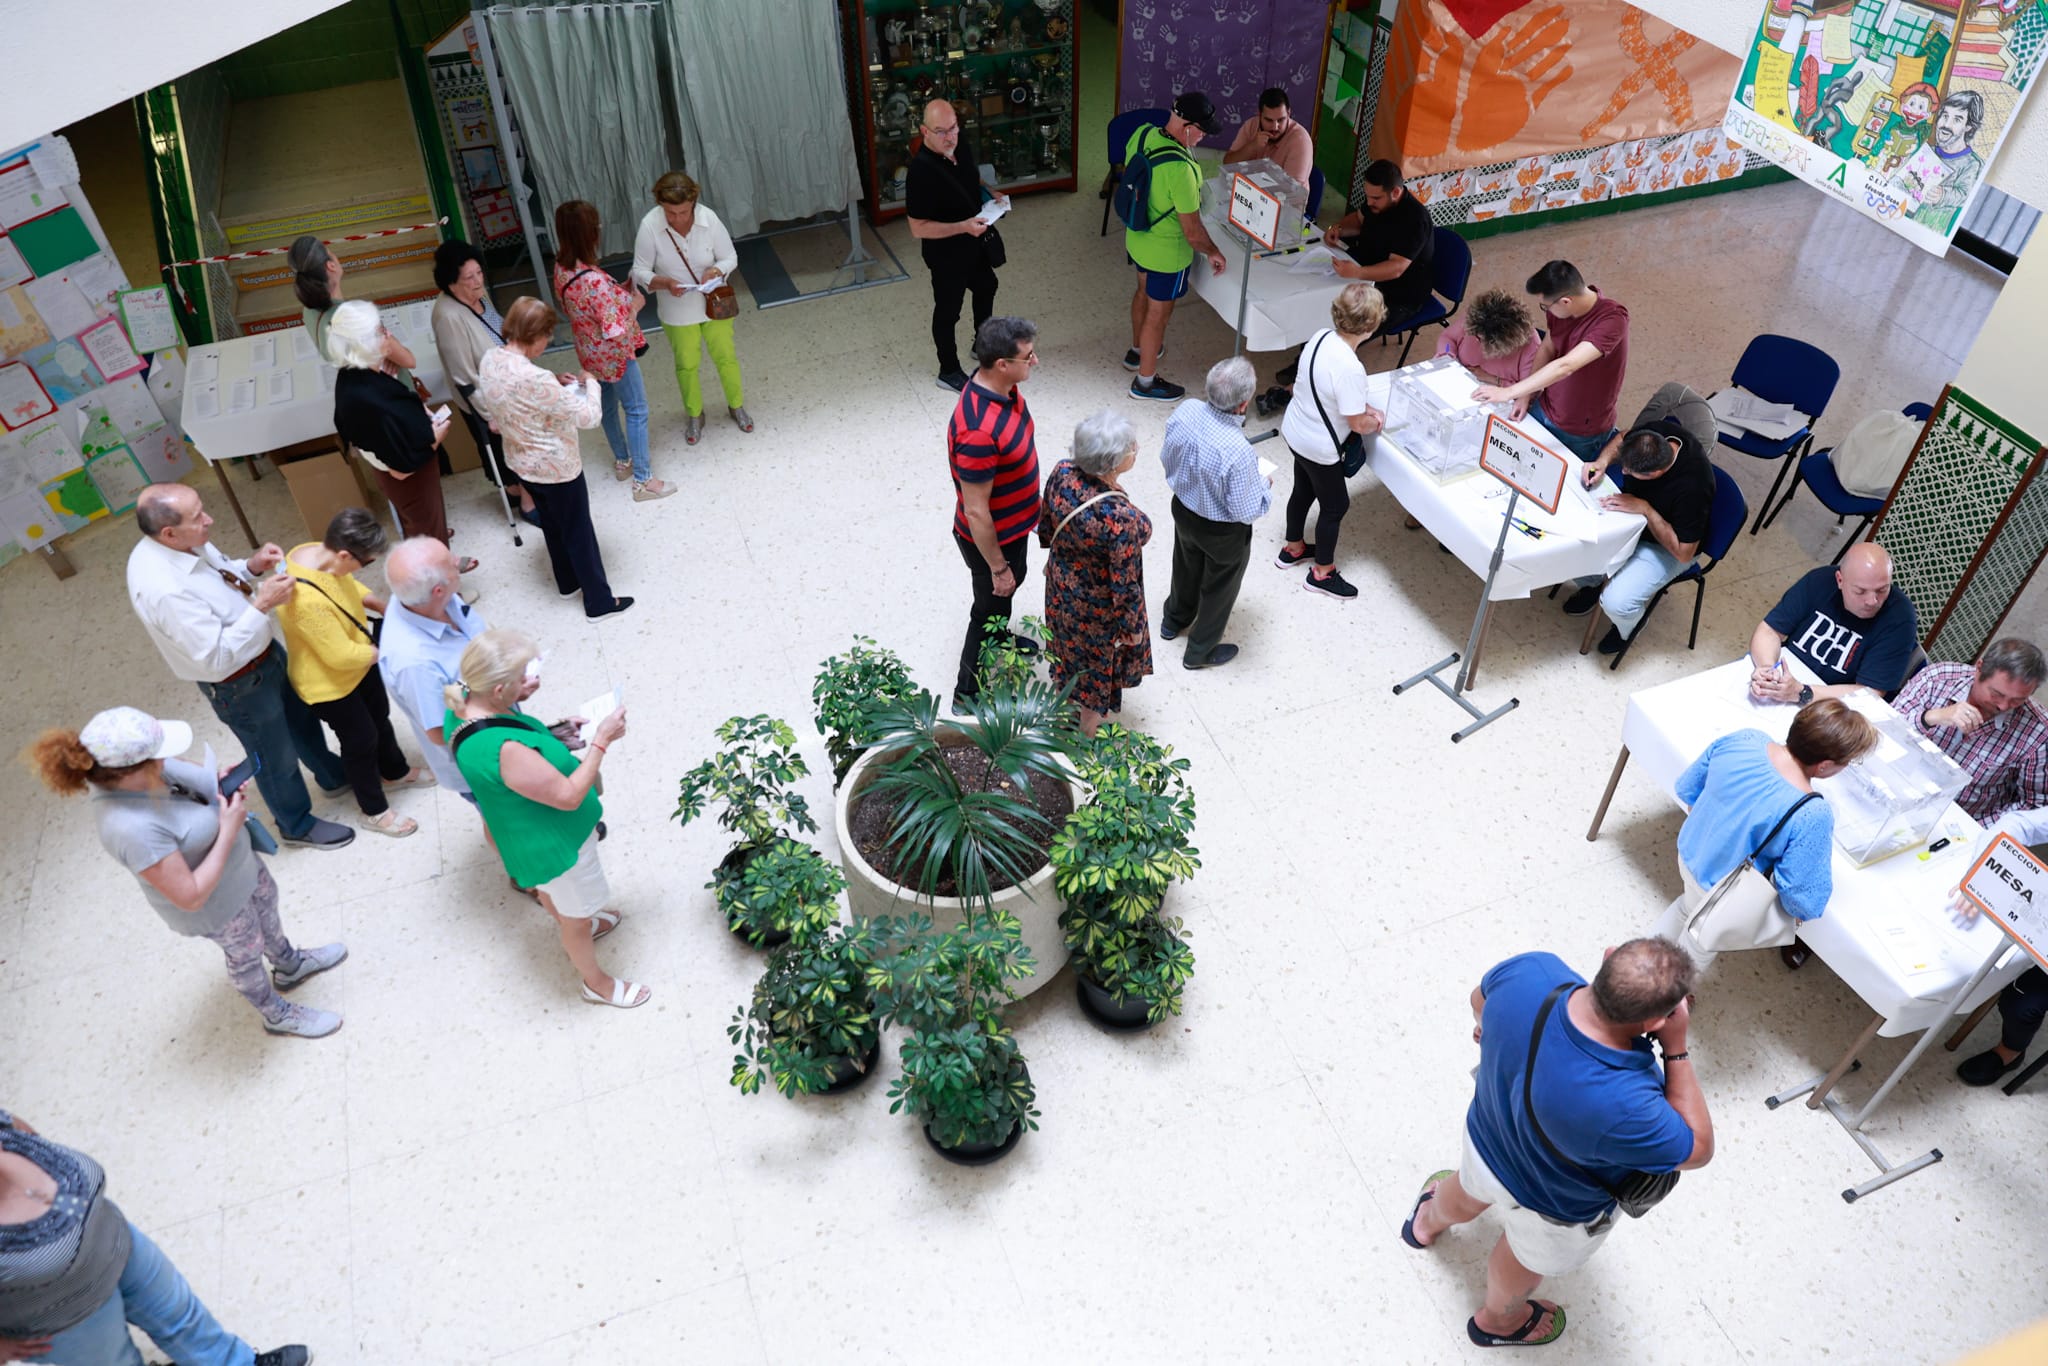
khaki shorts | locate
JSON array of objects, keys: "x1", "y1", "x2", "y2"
[
  {"x1": 534, "y1": 833, "x2": 609, "y2": 919},
  {"x1": 1459, "y1": 1128, "x2": 1614, "y2": 1277}
]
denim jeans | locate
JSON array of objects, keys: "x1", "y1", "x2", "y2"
[
  {"x1": 42, "y1": 1223, "x2": 255, "y2": 1366},
  {"x1": 598, "y1": 359, "x2": 652, "y2": 482},
  {"x1": 195, "y1": 645, "x2": 345, "y2": 840},
  {"x1": 1529, "y1": 396, "x2": 1616, "y2": 462},
  {"x1": 1577, "y1": 540, "x2": 1694, "y2": 638}
]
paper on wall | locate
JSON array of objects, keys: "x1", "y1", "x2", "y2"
[
  {"x1": 0, "y1": 165, "x2": 66, "y2": 229},
  {"x1": 0, "y1": 430, "x2": 34, "y2": 500},
  {"x1": 146, "y1": 349, "x2": 185, "y2": 427},
  {"x1": 116, "y1": 286, "x2": 177, "y2": 354},
  {"x1": 20, "y1": 420, "x2": 81, "y2": 480},
  {"x1": 0, "y1": 361, "x2": 54, "y2": 428},
  {"x1": 0, "y1": 488, "x2": 61, "y2": 548},
  {"x1": 0, "y1": 285, "x2": 52, "y2": 361},
  {"x1": 22, "y1": 272, "x2": 95, "y2": 341},
  {"x1": 0, "y1": 235, "x2": 28, "y2": 291},
  {"x1": 25, "y1": 139, "x2": 79, "y2": 191},
  {"x1": 85, "y1": 447, "x2": 148, "y2": 513},
  {"x1": 98, "y1": 373, "x2": 163, "y2": 440},
  {"x1": 63, "y1": 253, "x2": 125, "y2": 315},
  {"x1": 78, "y1": 316, "x2": 141, "y2": 382},
  {"x1": 130, "y1": 425, "x2": 191, "y2": 482}
]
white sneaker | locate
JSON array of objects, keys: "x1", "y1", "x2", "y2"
[
  {"x1": 273, "y1": 942, "x2": 348, "y2": 992},
  {"x1": 263, "y1": 1003, "x2": 343, "y2": 1038}
]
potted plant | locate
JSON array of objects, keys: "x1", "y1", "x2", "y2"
[
  {"x1": 834, "y1": 679, "x2": 1083, "y2": 995},
  {"x1": 866, "y1": 909, "x2": 1040, "y2": 1163},
  {"x1": 710, "y1": 834, "x2": 840, "y2": 949},
  {"x1": 811, "y1": 636, "x2": 920, "y2": 786},
  {"x1": 675, "y1": 715, "x2": 817, "y2": 945},
  {"x1": 1050, "y1": 724, "x2": 1200, "y2": 1029},
  {"x1": 726, "y1": 850, "x2": 883, "y2": 1097}
]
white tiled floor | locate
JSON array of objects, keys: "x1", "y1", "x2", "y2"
[{"x1": 2, "y1": 173, "x2": 2041, "y2": 1364}]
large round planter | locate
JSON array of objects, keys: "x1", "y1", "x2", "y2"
[
  {"x1": 834, "y1": 727, "x2": 1082, "y2": 997},
  {"x1": 1075, "y1": 973, "x2": 1156, "y2": 1032},
  {"x1": 813, "y1": 1031, "x2": 883, "y2": 1096},
  {"x1": 923, "y1": 1118, "x2": 1024, "y2": 1166}
]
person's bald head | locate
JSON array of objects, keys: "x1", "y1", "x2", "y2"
[
  {"x1": 384, "y1": 535, "x2": 461, "y2": 611},
  {"x1": 920, "y1": 100, "x2": 961, "y2": 153},
  {"x1": 1836, "y1": 542, "x2": 1895, "y2": 620},
  {"x1": 135, "y1": 483, "x2": 210, "y2": 551}
]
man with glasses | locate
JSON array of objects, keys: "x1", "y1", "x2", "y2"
[
  {"x1": 1472, "y1": 260, "x2": 1630, "y2": 462},
  {"x1": 907, "y1": 99, "x2": 1010, "y2": 393},
  {"x1": 947, "y1": 317, "x2": 1042, "y2": 712}
]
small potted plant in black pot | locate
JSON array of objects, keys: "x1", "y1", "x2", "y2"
[
  {"x1": 675, "y1": 715, "x2": 817, "y2": 947},
  {"x1": 811, "y1": 636, "x2": 920, "y2": 787},
  {"x1": 727, "y1": 850, "x2": 883, "y2": 1097},
  {"x1": 1050, "y1": 724, "x2": 1199, "y2": 1029}
]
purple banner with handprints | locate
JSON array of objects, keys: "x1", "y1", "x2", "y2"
[{"x1": 1116, "y1": 0, "x2": 1329, "y2": 149}]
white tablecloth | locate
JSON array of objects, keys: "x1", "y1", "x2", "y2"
[
  {"x1": 1618, "y1": 657, "x2": 2028, "y2": 1036},
  {"x1": 1186, "y1": 208, "x2": 1345, "y2": 354},
  {"x1": 1366, "y1": 369, "x2": 1648, "y2": 601},
  {"x1": 181, "y1": 301, "x2": 449, "y2": 463}
]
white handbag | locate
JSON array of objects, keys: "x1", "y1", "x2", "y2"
[{"x1": 1681, "y1": 793, "x2": 1821, "y2": 953}]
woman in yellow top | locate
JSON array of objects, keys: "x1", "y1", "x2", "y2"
[{"x1": 276, "y1": 507, "x2": 431, "y2": 836}]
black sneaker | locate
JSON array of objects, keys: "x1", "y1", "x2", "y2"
[
  {"x1": 254, "y1": 1348, "x2": 311, "y2": 1366},
  {"x1": 1275, "y1": 544, "x2": 1315, "y2": 568},
  {"x1": 1184, "y1": 643, "x2": 1239, "y2": 670},
  {"x1": 587, "y1": 596, "x2": 635, "y2": 619},
  {"x1": 1008, "y1": 633, "x2": 1041, "y2": 658},
  {"x1": 1159, "y1": 619, "x2": 1182, "y2": 641},
  {"x1": 1957, "y1": 1048, "x2": 2025, "y2": 1086},
  {"x1": 1596, "y1": 626, "x2": 1627, "y2": 655},
  {"x1": 1130, "y1": 375, "x2": 1185, "y2": 402},
  {"x1": 1304, "y1": 569, "x2": 1358, "y2": 600},
  {"x1": 1121, "y1": 341, "x2": 1165, "y2": 371},
  {"x1": 279, "y1": 817, "x2": 354, "y2": 850},
  {"x1": 1254, "y1": 385, "x2": 1292, "y2": 418},
  {"x1": 950, "y1": 694, "x2": 975, "y2": 717},
  {"x1": 936, "y1": 369, "x2": 968, "y2": 392},
  {"x1": 1562, "y1": 584, "x2": 1603, "y2": 617}
]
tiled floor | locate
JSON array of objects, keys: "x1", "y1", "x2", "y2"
[{"x1": 2, "y1": 164, "x2": 2040, "y2": 1362}]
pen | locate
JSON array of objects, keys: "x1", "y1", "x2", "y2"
[{"x1": 1511, "y1": 518, "x2": 1544, "y2": 540}]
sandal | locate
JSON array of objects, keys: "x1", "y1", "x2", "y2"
[
  {"x1": 684, "y1": 413, "x2": 704, "y2": 445},
  {"x1": 729, "y1": 405, "x2": 753, "y2": 433},
  {"x1": 612, "y1": 459, "x2": 632, "y2": 482},
  {"x1": 590, "y1": 909, "x2": 621, "y2": 941},
  {"x1": 363, "y1": 810, "x2": 418, "y2": 838},
  {"x1": 508, "y1": 876, "x2": 540, "y2": 902},
  {"x1": 457, "y1": 556, "x2": 481, "y2": 573},
  {"x1": 1400, "y1": 1169, "x2": 1454, "y2": 1249},
  {"x1": 1467, "y1": 1301, "x2": 1565, "y2": 1349},
  {"x1": 581, "y1": 978, "x2": 651, "y2": 1009},
  {"x1": 384, "y1": 767, "x2": 435, "y2": 789}
]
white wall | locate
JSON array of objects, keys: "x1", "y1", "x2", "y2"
[
  {"x1": 1956, "y1": 223, "x2": 2048, "y2": 434},
  {"x1": 0, "y1": 0, "x2": 349, "y2": 153},
  {"x1": 1632, "y1": 0, "x2": 2048, "y2": 206}
]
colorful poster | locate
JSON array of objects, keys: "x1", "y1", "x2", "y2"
[
  {"x1": 77, "y1": 316, "x2": 142, "y2": 382},
  {"x1": 1370, "y1": 1, "x2": 1744, "y2": 176},
  {"x1": 0, "y1": 362, "x2": 54, "y2": 429},
  {"x1": 19, "y1": 338, "x2": 99, "y2": 403},
  {"x1": 0, "y1": 235, "x2": 28, "y2": 290},
  {"x1": 0, "y1": 489, "x2": 62, "y2": 548},
  {"x1": 0, "y1": 285, "x2": 51, "y2": 361},
  {"x1": 1116, "y1": 0, "x2": 1329, "y2": 153},
  {"x1": 1724, "y1": 0, "x2": 2048, "y2": 255},
  {"x1": 443, "y1": 94, "x2": 496, "y2": 148},
  {"x1": 37, "y1": 467, "x2": 108, "y2": 528},
  {"x1": 85, "y1": 446, "x2": 148, "y2": 514}
]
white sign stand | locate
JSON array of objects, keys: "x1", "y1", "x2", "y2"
[
  {"x1": 1772, "y1": 833, "x2": 2045, "y2": 1202},
  {"x1": 1391, "y1": 416, "x2": 1565, "y2": 742}
]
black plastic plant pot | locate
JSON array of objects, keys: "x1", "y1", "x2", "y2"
[
  {"x1": 813, "y1": 1032, "x2": 883, "y2": 1096},
  {"x1": 923, "y1": 1119, "x2": 1024, "y2": 1166},
  {"x1": 716, "y1": 843, "x2": 789, "y2": 948},
  {"x1": 1076, "y1": 973, "x2": 1155, "y2": 1032}
]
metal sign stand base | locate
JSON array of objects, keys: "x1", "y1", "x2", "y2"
[{"x1": 1392, "y1": 488, "x2": 1521, "y2": 742}]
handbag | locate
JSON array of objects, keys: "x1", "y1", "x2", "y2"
[
  {"x1": 1038, "y1": 488, "x2": 1123, "y2": 551},
  {"x1": 668, "y1": 226, "x2": 739, "y2": 322},
  {"x1": 1681, "y1": 792, "x2": 1821, "y2": 953},
  {"x1": 938, "y1": 156, "x2": 1006, "y2": 269},
  {"x1": 1303, "y1": 332, "x2": 1369, "y2": 477},
  {"x1": 1525, "y1": 984, "x2": 1681, "y2": 1219}
]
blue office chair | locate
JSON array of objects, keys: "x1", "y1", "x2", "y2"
[
  {"x1": 1755, "y1": 402, "x2": 1933, "y2": 566},
  {"x1": 1100, "y1": 107, "x2": 1170, "y2": 236},
  {"x1": 1600, "y1": 465, "x2": 1748, "y2": 671},
  {"x1": 1383, "y1": 227, "x2": 1472, "y2": 366},
  {"x1": 1720, "y1": 334, "x2": 1841, "y2": 536}
]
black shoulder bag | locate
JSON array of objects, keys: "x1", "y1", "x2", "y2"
[
  {"x1": 1523, "y1": 983, "x2": 1682, "y2": 1219},
  {"x1": 1304, "y1": 332, "x2": 1369, "y2": 477},
  {"x1": 950, "y1": 167, "x2": 1004, "y2": 269}
]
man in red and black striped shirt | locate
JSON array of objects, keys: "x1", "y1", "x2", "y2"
[{"x1": 949, "y1": 316, "x2": 1042, "y2": 706}]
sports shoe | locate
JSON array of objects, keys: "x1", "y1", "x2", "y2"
[
  {"x1": 1121, "y1": 341, "x2": 1165, "y2": 371},
  {"x1": 1129, "y1": 375, "x2": 1184, "y2": 402},
  {"x1": 254, "y1": 1346, "x2": 313, "y2": 1366},
  {"x1": 263, "y1": 1004, "x2": 342, "y2": 1039},
  {"x1": 1304, "y1": 569, "x2": 1358, "y2": 600},
  {"x1": 1596, "y1": 626, "x2": 1627, "y2": 656},
  {"x1": 936, "y1": 369, "x2": 969, "y2": 392},
  {"x1": 1185, "y1": 643, "x2": 1239, "y2": 670},
  {"x1": 279, "y1": 817, "x2": 354, "y2": 850},
  {"x1": 273, "y1": 943, "x2": 348, "y2": 992},
  {"x1": 1275, "y1": 544, "x2": 1316, "y2": 568},
  {"x1": 1562, "y1": 584, "x2": 1602, "y2": 617},
  {"x1": 1957, "y1": 1047, "x2": 2026, "y2": 1086},
  {"x1": 1254, "y1": 385, "x2": 1292, "y2": 418},
  {"x1": 1159, "y1": 619, "x2": 1182, "y2": 641},
  {"x1": 633, "y1": 479, "x2": 677, "y2": 501},
  {"x1": 587, "y1": 597, "x2": 636, "y2": 620}
]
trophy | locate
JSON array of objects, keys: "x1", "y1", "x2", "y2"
[{"x1": 1036, "y1": 119, "x2": 1059, "y2": 172}]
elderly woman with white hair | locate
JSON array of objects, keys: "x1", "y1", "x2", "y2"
[
  {"x1": 1042, "y1": 408, "x2": 1154, "y2": 737},
  {"x1": 328, "y1": 299, "x2": 476, "y2": 570}
]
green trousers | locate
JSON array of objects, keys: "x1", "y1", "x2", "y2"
[{"x1": 662, "y1": 318, "x2": 744, "y2": 415}]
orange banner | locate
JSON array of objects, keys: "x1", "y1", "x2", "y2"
[{"x1": 1372, "y1": 0, "x2": 1743, "y2": 177}]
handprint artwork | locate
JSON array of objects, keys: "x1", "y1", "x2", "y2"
[
  {"x1": 1390, "y1": 1, "x2": 1575, "y2": 163},
  {"x1": 1115, "y1": 0, "x2": 1324, "y2": 146}
]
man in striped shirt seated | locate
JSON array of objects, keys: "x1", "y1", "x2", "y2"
[
  {"x1": 949, "y1": 316, "x2": 1043, "y2": 710},
  {"x1": 1158, "y1": 356, "x2": 1272, "y2": 670},
  {"x1": 1891, "y1": 637, "x2": 2047, "y2": 825}
]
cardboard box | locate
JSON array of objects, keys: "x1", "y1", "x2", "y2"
[
  {"x1": 276, "y1": 448, "x2": 377, "y2": 543},
  {"x1": 439, "y1": 407, "x2": 481, "y2": 474}
]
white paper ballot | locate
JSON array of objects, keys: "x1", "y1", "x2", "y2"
[
  {"x1": 188, "y1": 351, "x2": 219, "y2": 384},
  {"x1": 248, "y1": 336, "x2": 276, "y2": 370},
  {"x1": 1287, "y1": 244, "x2": 1342, "y2": 276},
  {"x1": 191, "y1": 384, "x2": 220, "y2": 420},
  {"x1": 1258, "y1": 457, "x2": 1277, "y2": 482},
  {"x1": 974, "y1": 199, "x2": 1010, "y2": 225},
  {"x1": 291, "y1": 328, "x2": 317, "y2": 363},
  {"x1": 430, "y1": 404, "x2": 452, "y2": 426},
  {"x1": 227, "y1": 378, "x2": 256, "y2": 414},
  {"x1": 264, "y1": 370, "x2": 294, "y2": 405},
  {"x1": 577, "y1": 687, "x2": 622, "y2": 746}
]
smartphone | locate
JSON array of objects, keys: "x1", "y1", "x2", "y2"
[{"x1": 219, "y1": 752, "x2": 262, "y2": 796}]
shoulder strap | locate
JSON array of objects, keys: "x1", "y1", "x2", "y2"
[
  {"x1": 449, "y1": 713, "x2": 536, "y2": 759},
  {"x1": 1303, "y1": 333, "x2": 1345, "y2": 454},
  {"x1": 1749, "y1": 792, "x2": 1823, "y2": 864},
  {"x1": 286, "y1": 572, "x2": 373, "y2": 642},
  {"x1": 1049, "y1": 489, "x2": 1124, "y2": 548},
  {"x1": 461, "y1": 298, "x2": 503, "y2": 342},
  {"x1": 666, "y1": 226, "x2": 703, "y2": 284},
  {"x1": 1523, "y1": 983, "x2": 1623, "y2": 1202}
]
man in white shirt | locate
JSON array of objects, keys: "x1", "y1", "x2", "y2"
[{"x1": 126, "y1": 483, "x2": 354, "y2": 849}]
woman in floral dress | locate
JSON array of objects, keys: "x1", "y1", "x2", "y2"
[{"x1": 1043, "y1": 409, "x2": 1153, "y2": 737}]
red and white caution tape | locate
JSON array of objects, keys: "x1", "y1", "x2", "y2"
[{"x1": 160, "y1": 217, "x2": 450, "y2": 270}]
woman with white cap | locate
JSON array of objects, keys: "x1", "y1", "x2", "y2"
[{"x1": 28, "y1": 708, "x2": 348, "y2": 1039}]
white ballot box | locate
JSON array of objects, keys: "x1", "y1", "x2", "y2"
[
  {"x1": 1383, "y1": 356, "x2": 1507, "y2": 484},
  {"x1": 1817, "y1": 691, "x2": 1971, "y2": 866}
]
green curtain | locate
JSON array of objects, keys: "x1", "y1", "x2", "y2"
[{"x1": 486, "y1": 3, "x2": 677, "y2": 259}]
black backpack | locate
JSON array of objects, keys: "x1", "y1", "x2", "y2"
[{"x1": 1113, "y1": 126, "x2": 1196, "y2": 232}]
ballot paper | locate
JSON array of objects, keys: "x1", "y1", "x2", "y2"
[
  {"x1": 188, "y1": 351, "x2": 219, "y2": 384},
  {"x1": 248, "y1": 336, "x2": 276, "y2": 370},
  {"x1": 1709, "y1": 386, "x2": 1805, "y2": 440},
  {"x1": 974, "y1": 199, "x2": 1010, "y2": 226},
  {"x1": 1286, "y1": 244, "x2": 1343, "y2": 276},
  {"x1": 291, "y1": 328, "x2": 317, "y2": 363},
  {"x1": 227, "y1": 378, "x2": 256, "y2": 414},
  {"x1": 191, "y1": 384, "x2": 220, "y2": 420},
  {"x1": 263, "y1": 370, "x2": 293, "y2": 405},
  {"x1": 1258, "y1": 457, "x2": 1277, "y2": 482},
  {"x1": 577, "y1": 686, "x2": 622, "y2": 746}
]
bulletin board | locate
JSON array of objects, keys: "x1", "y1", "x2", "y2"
[
  {"x1": 0, "y1": 135, "x2": 191, "y2": 570},
  {"x1": 428, "y1": 18, "x2": 524, "y2": 249}
]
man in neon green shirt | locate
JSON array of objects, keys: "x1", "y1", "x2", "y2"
[{"x1": 1125, "y1": 91, "x2": 1225, "y2": 402}]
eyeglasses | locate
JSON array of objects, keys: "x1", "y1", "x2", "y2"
[
  {"x1": 925, "y1": 123, "x2": 960, "y2": 135},
  {"x1": 1004, "y1": 351, "x2": 1040, "y2": 367}
]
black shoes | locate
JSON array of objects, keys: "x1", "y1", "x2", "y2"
[
  {"x1": 1597, "y1": 626, "x2": 1627, "y2": 655},
  {"x1": 1304, "y1": 570, "x2": 1358, "y2": 601},
  {"x1": 1160, "y1": 620, "x2": 1181, "y2": 641},
  {"x1": 1254, "y1": 385, "x2": 1292, "y2": 418},
  {"x1": 1780, "y1": 939, "x2": 1812, "y2": 971},
  {"x1": 1275, "y1": 544, "x2": 1316, "y2": 568},
  {"x1": 254, "y1": 1347, "x2": 312, "y2": 1366},
  {"x1": 1130, "y1": 375, "x2": 1185, "y2": 402},
  {"x1": 587, "y1": 597, "x2": 636, "y2": 619},
  {"x1": 1562, "y1": 585, "x2": 1602, "y2": 617},
  {"x1": 1122, "y1": 341, "x2": 1165, "y2": 371},
  {"x1": 1957, "y1": 1048, "x2": 2025, "y2": 1086},
  {"x1": 1185, "y1": 644, "x2": 1240, "y2": 669},
  {"x1": 936, "y1": 369, "x2": 968, "y2": 392}
]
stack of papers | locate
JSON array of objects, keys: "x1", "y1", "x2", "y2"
[{"x1": 1710, "y1": 386, "x2": 1807, "y2": 440}]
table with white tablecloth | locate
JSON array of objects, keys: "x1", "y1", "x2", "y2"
[{"x1": 1186, "y1": 206, "x2": 1345, "y2": 354}]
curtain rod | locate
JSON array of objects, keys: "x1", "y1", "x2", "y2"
[{"x1": 484, "y1": 3, "x2": 660, "y2": 15}]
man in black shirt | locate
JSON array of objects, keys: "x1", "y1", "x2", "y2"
[
  {"x1": 1325, "y1": 159, "x2": 1437, "y2": 329},
  {"x1": 906, "y1": 99, "x2": 1009, "y2": 392},
  {"x1": 1563, "y1": 419, "x2": 1716, "y2": 654}
]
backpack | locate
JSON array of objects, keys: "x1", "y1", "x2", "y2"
[{"x1": 1114, "y1": 126, "x2": 1196, "y2": 232}]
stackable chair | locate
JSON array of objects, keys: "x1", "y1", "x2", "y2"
[
  {"x1": 1099, "y1": 107, "x2": 1169, "y2": 236},
  {"x1": 1755, "y1": 402, "x2": 1934, "y2": 565},
  {"x1": 1716, "y1": 334, "x2": 1840, "y2": 536},
  {"x1": 1585, "y1": 465, "x2": 1748, "y2": 671}
]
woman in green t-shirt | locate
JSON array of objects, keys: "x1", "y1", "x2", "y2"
[{"x1": 444, "y1": 628, "x2": 647, "y2": 1008}]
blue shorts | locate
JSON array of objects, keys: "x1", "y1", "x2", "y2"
[{"x1": 1128, "y1": 255, "x2": 1191, "y2": 302}]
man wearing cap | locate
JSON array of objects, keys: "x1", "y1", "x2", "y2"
[
  {"x1": 1124, "y1": 91, "x2": 1226, "y2": 404},
  {"x1": 126, "y1": 483, "x2": 355, "y2": 850}
]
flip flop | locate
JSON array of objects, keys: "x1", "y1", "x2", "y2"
[
  {"x1": 1401, "y1": 1169, "x2": 1455, "y2": 1249},
  {"x1": 1467, "y1": 1301, "x2": 1566, "y2": 1348}
]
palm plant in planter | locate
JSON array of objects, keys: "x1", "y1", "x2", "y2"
[
  {"x1": 1050, "y1": 724, "x2": 1200, "y2": 1028},
  {"x1": 675, "y1": 715, "x2": 817, "y2": 946},
  {"x1": 811, "y1": 636, "x2": 920, "y2": 787}
]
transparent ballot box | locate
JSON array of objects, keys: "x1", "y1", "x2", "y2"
[
  {"x1": 1384, "y1": 356, "x2": 1507, "y2": 483},
  {"x1": 1817, "y1": 691, "x2": 1970, "y2": 866},
  {"x1": 1202, "y1": 157, "x2": 1309, "y2": 235}
]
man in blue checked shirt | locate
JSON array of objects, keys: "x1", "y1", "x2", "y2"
[{"x1": 1157, "y1": 356, "x2": 1273, "y2": 670}]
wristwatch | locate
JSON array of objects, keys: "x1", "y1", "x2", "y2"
[{"x1": 1797, "y1": 684, "x2": 1813, "y2": 706}]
